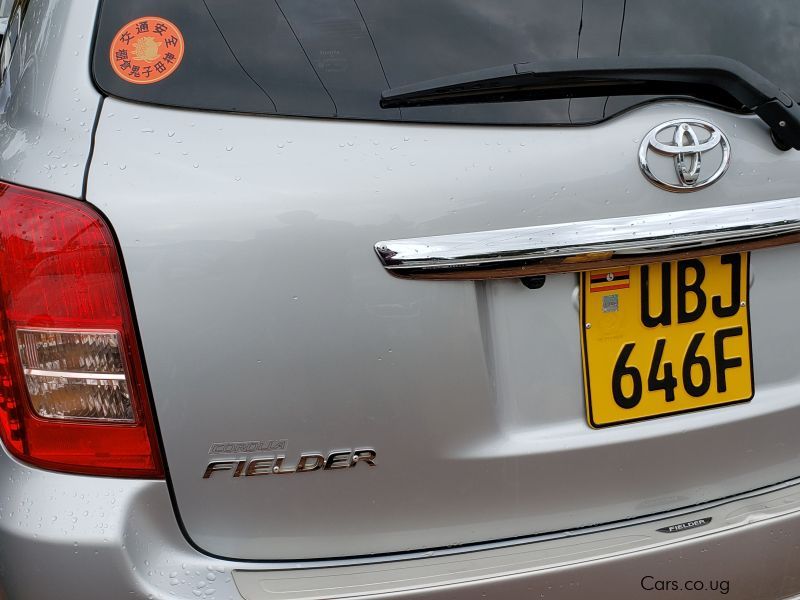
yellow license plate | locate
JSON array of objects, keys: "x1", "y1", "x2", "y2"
[{"x1": 580, "y1": 253, "x2": 753, "y2": 428}]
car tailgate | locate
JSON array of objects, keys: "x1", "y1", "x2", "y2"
[{"x1": 88, "y1": 97, "x2": 800, "y2": 560}]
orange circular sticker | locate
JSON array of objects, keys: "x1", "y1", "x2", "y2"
[{"x1": 109, "y1": 16, "x2": 184, "y2": 85}]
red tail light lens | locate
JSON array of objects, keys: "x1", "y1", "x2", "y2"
[{"x1": 0, "y1": 182, "x2": 163, "y2": 477}]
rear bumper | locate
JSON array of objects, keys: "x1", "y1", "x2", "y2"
[{"x1": 1, "y1": 442, "x2": 799, "y2": 600}]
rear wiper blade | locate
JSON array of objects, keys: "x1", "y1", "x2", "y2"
[{"x1": 380, "y1": 55, "x2": 800, "y2": 150}]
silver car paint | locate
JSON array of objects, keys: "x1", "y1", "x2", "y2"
[
  {"x1": 2, "y1": 441, "x2": 800, "y2": 599},
  {"x1": 88, "y1": 97, "x2": 800, "y2": 559},
  {"x1": 0, "y1": 0, "x2": 100, "y2": 197},
  {"x1": 2, "y1": 1, "x2": 800, "y2": 595}
]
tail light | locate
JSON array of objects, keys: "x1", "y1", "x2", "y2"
[{"x1": 0, "y1": 181, "x2": 162, "y2": 477}]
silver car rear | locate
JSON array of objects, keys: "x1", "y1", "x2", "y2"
[{"x1": 2, "y1": 0, "x2": 800, "y2": 598}]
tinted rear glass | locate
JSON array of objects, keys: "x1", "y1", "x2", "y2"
[{"x1": 93, "y1": 1, "x2": 800, "y2": 125}]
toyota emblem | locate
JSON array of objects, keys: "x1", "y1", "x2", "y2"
[{"x1": 638, "y1": 119, "x2": 730, "y2": 192}]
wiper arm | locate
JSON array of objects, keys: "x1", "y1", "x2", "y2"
[{"x1": 380, "y1": 55, "x2": 800, "y2": 151}]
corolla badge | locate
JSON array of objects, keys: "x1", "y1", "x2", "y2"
[{"x1": 638, "y1": 119, "x2": 730, "y2": 192}]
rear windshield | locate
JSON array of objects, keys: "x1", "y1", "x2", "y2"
[{"x1": 92, "y1": 1, "x2": 800, "y2": 125}]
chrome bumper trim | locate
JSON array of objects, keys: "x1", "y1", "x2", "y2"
[{"x1": 375, "y1": 197, "x2": 800, "y2": 280}]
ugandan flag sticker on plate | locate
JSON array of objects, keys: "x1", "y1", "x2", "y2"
[
  {"x1": 589, "y1": 268, "x2": 630, "y2": 293},
  {"x1": 109, "y1": 16, "x2": 184, "y2": 85}
]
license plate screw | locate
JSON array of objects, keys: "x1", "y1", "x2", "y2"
[
  {"x1": 740, "y1": 301, "x2": 746, "y2": 307},
  {"x1": 585, "y1": 323, "x2": 592, "y2": 329}
]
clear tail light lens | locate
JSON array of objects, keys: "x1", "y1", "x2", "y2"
[
  {"x1": 0, "y1": 182, "x2": 162, "y2": 477},
  {"x1": 18, "y1": 329, "x2": 134, "y2": 422}
]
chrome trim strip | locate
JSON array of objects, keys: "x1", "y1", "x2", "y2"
[
  {"x1": 23, "y1": 368, "x2": 126, "y2": 381},
  {"x1": 375, "y1": 197, "x2": 800, "y2": 279}
]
